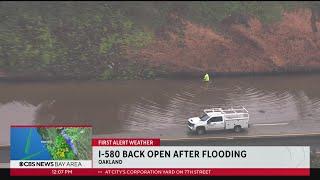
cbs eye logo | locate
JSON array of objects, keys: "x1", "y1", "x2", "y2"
[{"x1": 19, "y1": 162, "x2": 34, "y2": 166}]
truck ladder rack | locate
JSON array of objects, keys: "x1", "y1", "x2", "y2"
[{"x1": 204, "y1": 106, "x2": 249, "y2": 116}]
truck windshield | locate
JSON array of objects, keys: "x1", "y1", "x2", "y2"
[{"x1": 200, "y1": 114, "x2": 210, "y2": 121}]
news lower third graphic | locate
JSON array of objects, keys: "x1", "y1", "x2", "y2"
[{"x1": 10, "y1": 134, "x2": 311, "y2": 176}]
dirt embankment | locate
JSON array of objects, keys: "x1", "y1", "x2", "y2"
[{"x1": 131, "y1": 9, "x2": 320, "y2": 75}]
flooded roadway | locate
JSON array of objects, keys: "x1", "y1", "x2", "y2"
[{"x1": 1, "y1": 74, "x2": 320, "y2": 146}]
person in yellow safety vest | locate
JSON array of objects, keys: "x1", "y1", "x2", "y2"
[{"x1": 203, "y1": 73, "x2": 210, "y2": 82}]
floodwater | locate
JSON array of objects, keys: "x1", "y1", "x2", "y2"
[{"x1": 1, "y1": 74, "x2": 320, "y2": 145}]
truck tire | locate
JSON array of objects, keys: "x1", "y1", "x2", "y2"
[
  {"x1": 234, "y1": 125, "x2": 241, "y2": 133},
  {"x1": 196, "y1": 127, "x2": 206, "y2": 135}
]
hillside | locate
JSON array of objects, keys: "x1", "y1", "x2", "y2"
[
  {"x1": 134, "y1": 8, "x2": 320, "y2": 74},
  {"x1": 1, "y1": 2, "x2": 320, "y2": 80}
]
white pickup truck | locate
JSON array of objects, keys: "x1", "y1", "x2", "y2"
[{"x1": 187, "y1": 107, "x2": 249, "y2": 135}]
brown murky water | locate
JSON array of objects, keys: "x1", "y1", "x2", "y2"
[{"x1": 1, "y1": 74, "x2": 320, "y2": 145}]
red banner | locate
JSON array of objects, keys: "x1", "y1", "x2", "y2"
[
  {"x1": 10, "y1": 168, "x2": 310, "y2": 176},
  {"x1": 92, "y1": 138, "x2": 160, "y2": 146}
]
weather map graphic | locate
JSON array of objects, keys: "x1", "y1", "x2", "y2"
[{"x1": 10, "y1": 126, "x2": 92, "y2": 160}]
